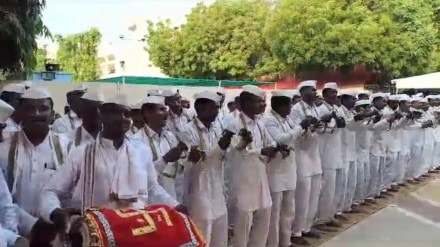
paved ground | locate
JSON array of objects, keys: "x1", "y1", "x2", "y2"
[{"x1": 316, "y1": 174, "x2": 440, "y2": 247}]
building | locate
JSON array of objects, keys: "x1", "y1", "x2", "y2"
[{"x1": 97, "y1": 18, "x2": 166, "y2": 79}]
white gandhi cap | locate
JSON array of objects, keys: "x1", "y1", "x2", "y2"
[
  {"x1": 0, "y1": 100, "x2": 15, "y2": 123},
  {"x1": 194, "y1": 91, "x2": 222, "y2": 104},
  {"x1": 323, "y1": 82, "x2": 338, "y2": 90},
  {"x1": 398, "y1": 94, "x2": 411, "y2": 102},
  {"x1": 103, "y1": 94, "x2": 130, "y2": 107},
  {"x1": 2, "y1": 84, "x2": 26, "y2": 94},
  {"x1": 81, "y1": 90, "x2": 104, "y2": 102},
  {"x1": 142, "y1": 96, "x2": 166, "y2": 106},
  {"x1": 388, "y1": 95, "x2": 400, "y2": 101},
  {"x1": 242, "y1": 85, "x2": 265, "y2": 99},
  {"x1": 272, "y1": 90, "x2": 293, "y2": 98},
  {"x1": 22, "y1": 87, "x2": 51, "y2": 99},
  {"x1": 147, "y1": 89, "x2": 163, "y2": 96},
  {"x1": 297, "y1": 80, "x2": 317, "y2": 90},
  {"x1": 355, "y1": 99, "x2": 371, "y2": 107},
  {"x1": 162, "y1": 89, "x2": 179, "y2": 97}
]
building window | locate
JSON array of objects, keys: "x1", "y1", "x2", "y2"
[{"x1": 108, "y1": 64, "x2": 115, "y2": 74}]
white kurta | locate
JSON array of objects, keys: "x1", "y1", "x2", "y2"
[
  {"x1": 40, "y1": 137, "x2": 178, "y2": 223},
  {"x1": 263, "y1": 110, "x2": 303, "y2": 192},
  {"x1": 51, "y1": 111, "x2": 82, "y2": 134},
  {"x1": 166, "y1": 109, "x2": 193, "y2": 136},
  {"x1": 225, "y1": 113, "x2": 275, "y2": 211},
  {"x1": 64, "y1": 126, "x2": 96, "y2": 151},
  {"x1": 131, "y1": 125, "x2": 180, "y2": 199},
  {"x1": 290, "y1": 101, "x2": 322, "y2": 177},
  {"x1": 3, "y1": 118, "x2": 21, "y2": 133},
  {"x1": 0, "y1": 131, "x2": 69, "y2": 217},
  {"x1": 180, "y1": 118, "x2": 226, "y2": 220}
]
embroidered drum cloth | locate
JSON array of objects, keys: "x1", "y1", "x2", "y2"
[{"x1": 84, "y1": 205, "x2": 206, "y2": 247}]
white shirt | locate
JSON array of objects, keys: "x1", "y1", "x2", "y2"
[
  {"x1": 131, "y1": 125, "x2": 179, "y2": 199},
  {"x1": 64, "y1": 126, "x2": 96, "y2": 151},
  {"x1": 340, "y1": 105, "x2": 357, "y2": 163},
  {"x1": 264, "y1": 110, "x2": 303, "y2": 192},
  {"x1": 166, "y1": 109, "x2": 193, "y2": 137},
  {"x1": 316, "y1": 102, "x2": 345, "y2": 169},
  {"x1": 290, "y1": 101, "x2": 322, "y2": 177},
  {"x1": 181, "y1": 118, "x2": 226, "y2": 219},
  {"x1": 368, "y1": 108, "x2": 394, "y2": 157},
  {"x1": 0, "y1": 131, "x2": 70, "y2": 216},
  {"x1": 3, "y1": 118, "x2": 21, "y2": 133},
  {"x1": 40, "y1": 137, "x2": 177, "y2": 222},
  {"x1": 225, "y1": 112, "x2": 274, "y2": 211},
  {"x1": 51, "y1": 111, "x2": 82, "y2": 134}
]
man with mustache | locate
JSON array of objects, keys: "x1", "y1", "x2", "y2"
[
  {"x1": 131, "y1": 95, "x2": 187, "y2": 200},
  {"x1": 64, "y1": 90, "x2": 104, "y2": 148},
  {"x1": 226, "y1": 85, "x2": 279, "y2": 247},
  {"x1": 0, "y1": 87, "x2": 70, "y2": 233},
  {"x1": 180, "y1": 90, "x2": 231, "y2": 247},
  {"x1": 40, "y1": 94, "x2": 181, "y2": 231},
  {"x1": 51, "y1": 84, "x2": 87, "y2": 134},
  {"x1": 0, "y1": 84, "x2": 26, "y2": 133}
]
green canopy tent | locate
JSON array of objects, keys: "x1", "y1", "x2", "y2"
[{"x1": 96, "y1": 76, "x2": 274, "y2": 87}]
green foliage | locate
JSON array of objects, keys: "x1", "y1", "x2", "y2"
[
  {"x1": 0, "y1": 0, "x2": 51, "y2": 77},
  {"x1": 56, "y1": 28, "x2": 102, "y2": 81},
  {"x1": 34, "y1": 47, "x2": 48, "y2": 71},
  {"x1": 267, "y1": 0, "x2": 439, "y2": 79},
  {"x1": 147, "y1": 0, "x2": 285, "y2": 80}
]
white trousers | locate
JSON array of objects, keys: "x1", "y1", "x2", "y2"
[
  {"x1": 334, "y1": 168, "x2": 346, "y2": 214},
  {"x1": 233, "y1": 208, "x2": 271, "y2": 247},
  {"x1": 317, "y1": 169, "x2": 336, "y2": 223},
  {"x1": 354, "y1": 159, "x2": 366, "y2": 203},
  {"x1": 396, "y1": 152, "x2": 409, "y2": 184},
  {"x1": 433, "y1": 142, "x2": 440, "y2": 168},
  {"x1": 267, "y1": 190, "x2": 295, "y2": 247},
  {"x1": 292, "y1": 175, "x2": 322, "y2": 236},
  {"x1": 422, "y1": 142, "x2": 435, "y2": 171},
  {"x1": 193, "y1": 215, "x2": 228, "y2": 247},
  {"x1": 385, "y1": 151, "x2": 398, "y2": 188},
  {"x1": 367, "y1": 155, "x2": 385, "y2": 198},
  {"x1": 344, "y1": 161, "x2": 357, "y2": 210},
  {"x1": 408, "y1": 145, "x2": 423, "y2": 179}
]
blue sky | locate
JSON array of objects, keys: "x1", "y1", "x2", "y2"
[{"x1": 39, "y1": 0, "x2": 210, "y2": 44}]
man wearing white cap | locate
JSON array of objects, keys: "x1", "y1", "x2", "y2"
[
  {"x1": 395, "y1": 95, "x2": 413, "y2": 186},
  {"x1": 353, "y1": 99, "x2": 374, "y2": 205},
  {"x1": 0, "y1": 100, "x2": 31, "y2": 246},
  {"x1": 289, "y1": 80, "x2": 322, "y2": 245},
  {"x1": 132, "y1": 95, "x2": 187, "y2": 200},
  {"x1": 339, "y1": 91, "x2": 362, "y2": 213},
  {"x1": 264, "y1": 90, "x2": 310, "y2": 247},
  {"x1": 430, "y1": 96, "x2": 440, "y2": 171},
  {"x1": 419, "y1": 98, "x2": 436, "y2": 176},
  {"x1": 40, "y1": 94, "x2": 183, "y2": 230},
  {"x1": 163, "y1": 89, "x2": 193, "y2": 135},
  {"x1": 225, "y1": 85, "x2": 279, "y2": 247},
  {"x1": 64, "y1": 90, "x2": 104, "y2": 148},
  {"x1": 366, "y1": 93, "x2": 397, "y2": 201},
  {"x1": 0, "y1": 84, "x2": 26, "y2": 133},
  {"x1": 180, "y1": 90, "x2": 231, "y2": 247},
  {"x1": 315, "y1": 82, "x2": 346, "y2": 230},
  {"x1": 126, "y1": 100, "x2": 144, "y2": 138},
  {"x1": 51, "y1": 84, "x2": 87, "y2": 134},
  {"x1": 0, "y1": 87, "x2": 70, "y2": 218}
]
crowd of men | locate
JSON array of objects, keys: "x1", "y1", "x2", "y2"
[{"x1": 0, "y1": 79, "x2": 438, "y2": 247}]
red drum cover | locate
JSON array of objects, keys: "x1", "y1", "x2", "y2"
[{"x1": 84, "y1": 205, "x2": 206, "y2": 247}]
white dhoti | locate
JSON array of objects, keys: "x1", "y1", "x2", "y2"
[
  {"x1": 367, "y1": 155, "x2": 384, "y2": 198},
  {"x1": 396, "y1": 152, "x2": 409, "y2": 184},
  {"x1": 233, "y1": 208, "x2": 271, "y2": 247},
  {"x1": 384, "y1": 151, "x2": 398, "y2": 188},
  {"x1": 193, "y1": 214, "x2": 228, "y2": 247},
  {"x1": 333, "y1": 168, "x2": 346, "y2": 214},
  {"x1": 408, "y1": 145, "x2": 423, "y2": 179},
  {"x1": 344, "y1": 161, "x2": 357, "y2": 211},
  {"x1": 267, "y1": 190, "x2": 295, "y2": 247},
  {"x1": 292, "y1": 175, "x2": 322, "y2": 236},
  {"x1": 433, "y1": 142, "x2": 440, "y2": 168},
  {"x1": 316, "y1": 169, "x2": 336, "y2": 223}
]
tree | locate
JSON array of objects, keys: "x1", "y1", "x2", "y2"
[
  {"x1": 267, "y1": 0, "x2": 439, "y2": 82},
  {"x1": 147, "y1": 0, "x2": 285, "y2": 80},
  {"x1": 34, "y1": 47, "x2": 48, "y2": 72},
  {"x1": 56, "y1": 28, "x2": 102, "y2": 81},
  {"x1": 0, "y1": 0, "x2": 51, "y2": 78}
]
